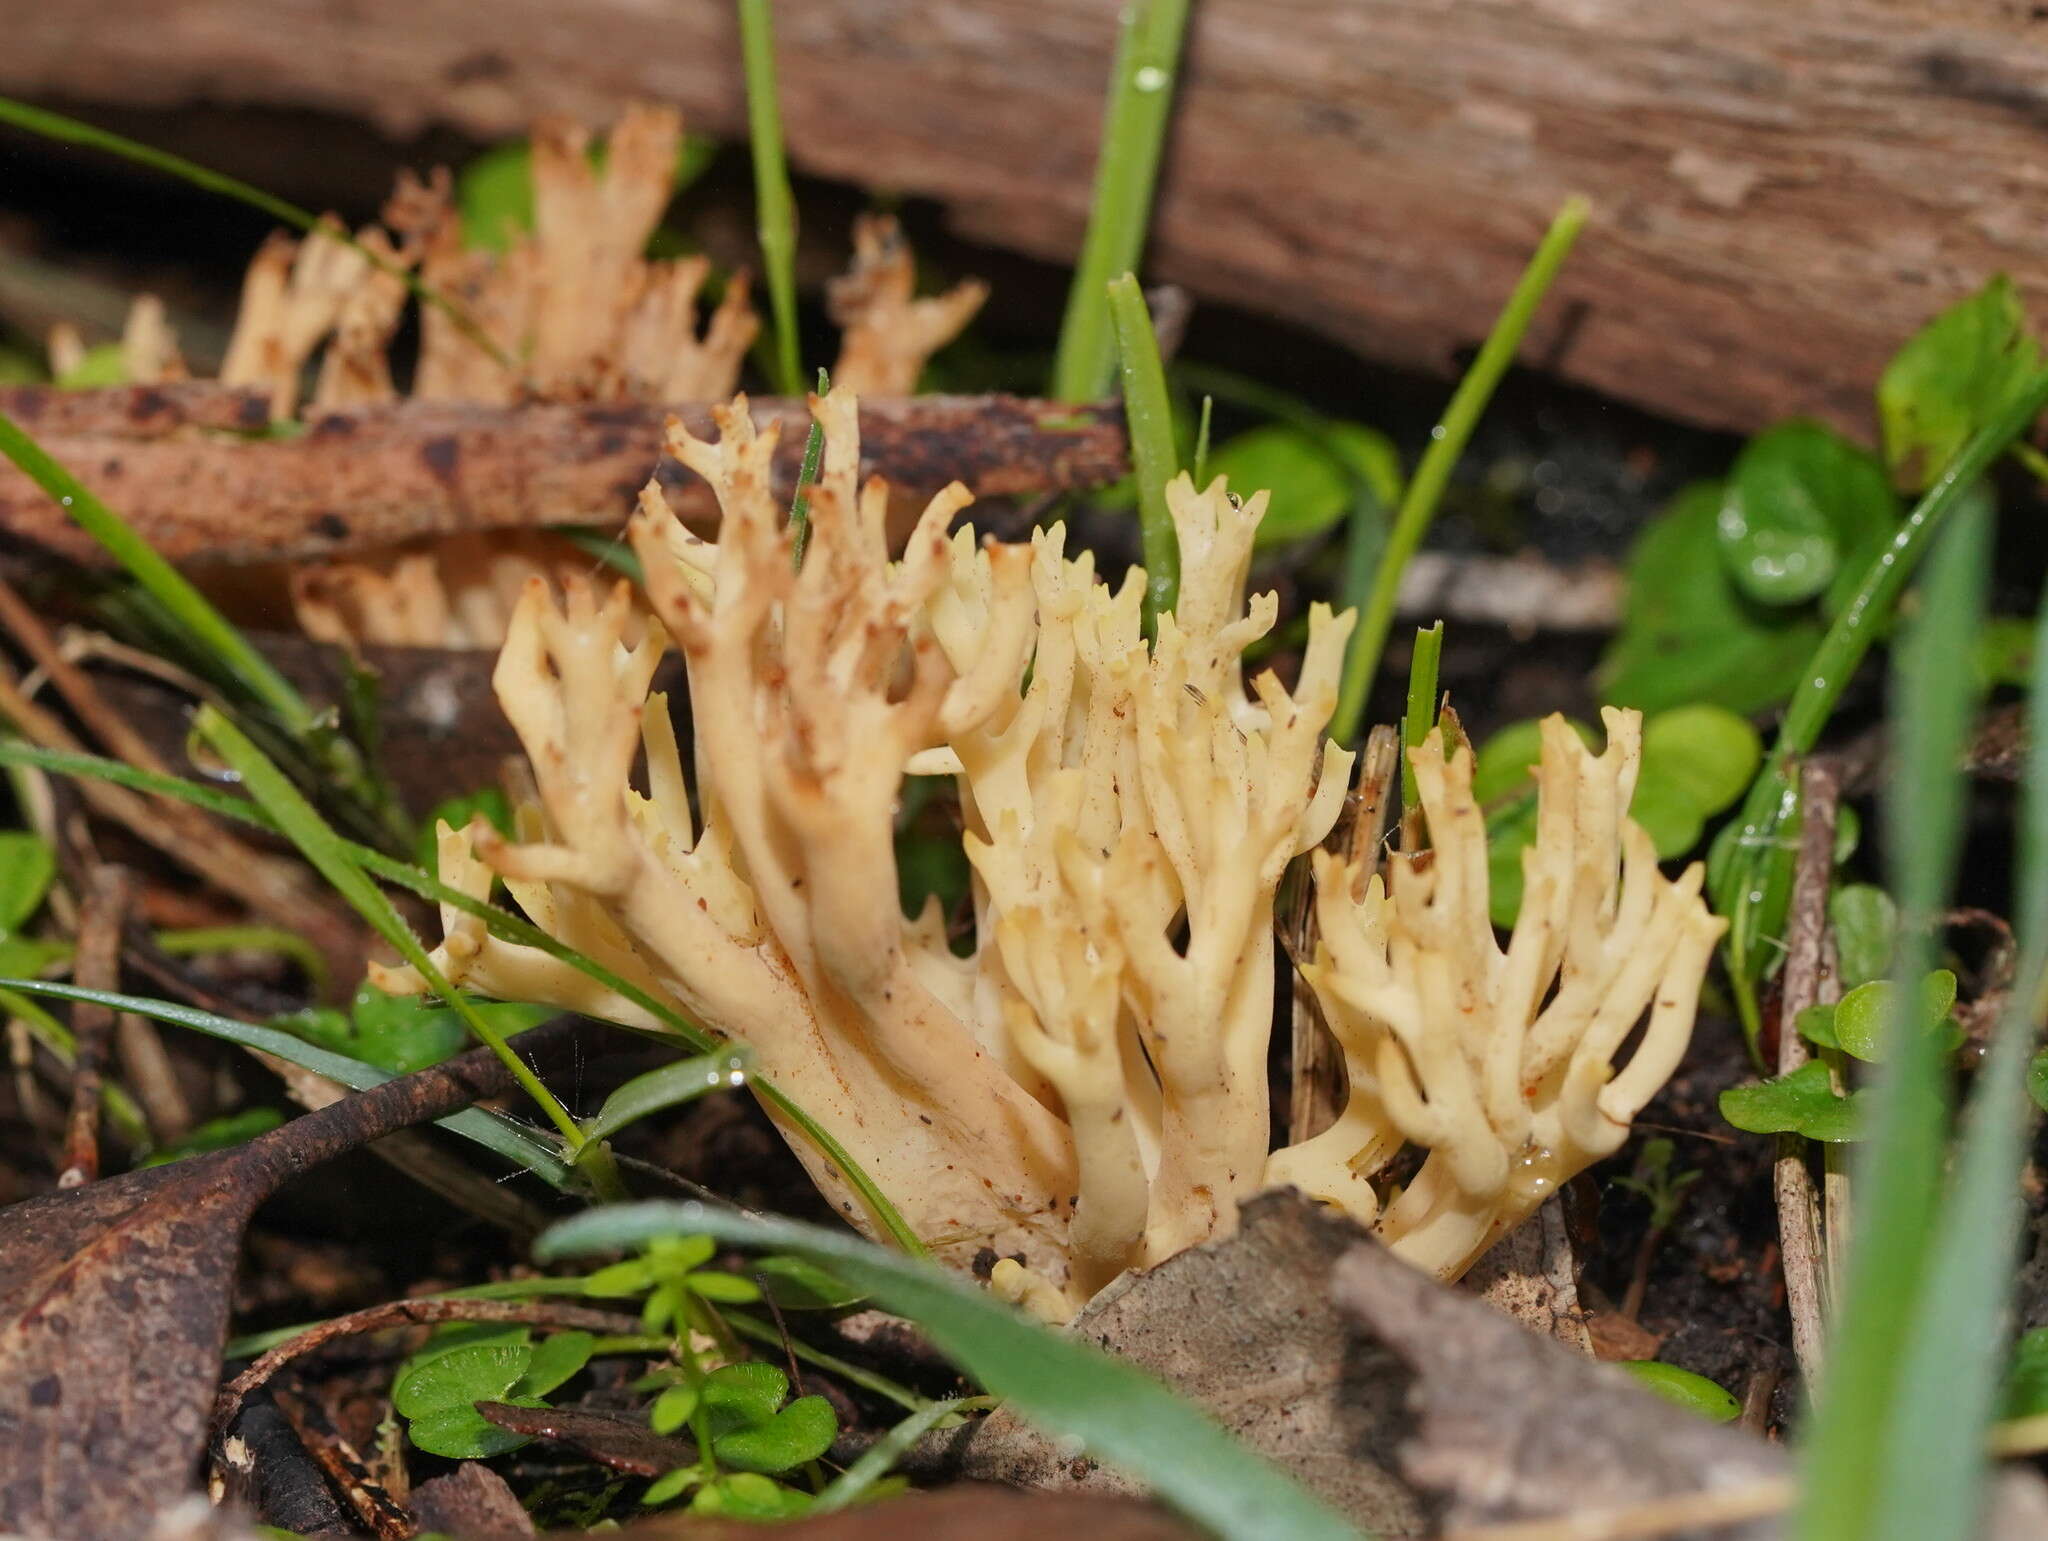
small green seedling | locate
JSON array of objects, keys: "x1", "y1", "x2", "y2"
[
  {"x1": 1878, "y1": 275, "x2": 2044, "y2": 493},
  {"x1": 1609, "y1": 1138, "x2": 1702, "y2": 1235},
  {"x1": 641, "y1": 1361, "x2": 837, "y2": 1514},
  {"x1": 1618, "y1": 1361, "x2": 1741, "y2": 1422},
  {"x1": 1830, "y1": 883, "x2": 1898, "y2": 989},
  {"x1": 392, "y1": 1326, "x2": 596, "y2": 1459},
  {"x1": 276, "y1": 984, "x2": 552, "y2": 1077}
]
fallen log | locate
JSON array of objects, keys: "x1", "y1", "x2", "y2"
[
  {"x1": 8, "y1": 2, "x2": 2048, "y2": 437},
  {"x1": 0, "y1": 388, "x2": 1124, "y2": 566}
]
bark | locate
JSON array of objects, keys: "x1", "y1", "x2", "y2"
[
  {"x1": 0, "y1": 387, "x2": 1124, "y2": 567},
  {"x1": 9, "y1": 3, "x2": 2048, "y2": 436}
]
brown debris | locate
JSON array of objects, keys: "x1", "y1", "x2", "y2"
[
  {"x1": 57, "y1": 864, "x2": 128, "y2": 1187},
  {"x1": 622, "y1": 1489, "x2": 1202, "y2": 1541},
  {"x1": 0, "y1": 389, "x2": 1126, "y2": 568},
  {"x1": 475, "y1": 1401, "x2": 697, "y2": 1478},
  {"x1": 0, "y1": 1019, "x2": 581, "y2": 1538},
  {"x1": 411, "y1": 1461, "x2": 536, "y2": 1539}
]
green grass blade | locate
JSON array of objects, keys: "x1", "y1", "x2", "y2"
[
  {"x1": 1332, "y1": 197, "x2": 1587, "y2": 744},
  {"x1": 1400, "y1": 621, "x2": 1444, "y2": 819},
  {"x1": 0, "y1": 738, "x2": 929, "y2": 1256},
  {"x1": 737, "y1": 0, "x2": 803, "y2": 396},
  {"x1": 0, "y1": 410, "x2": 314, "y2": 734},
  {"x1": 1717, "y1": 364, "x2": 2048, "y2": 1046},
  {"x1": 0, "y1": 978, "x2": 571, "y2": 1186},
  {"x1": 1796, "y1": 495, "x2": 1990, "y2": 1541},
  {"x1": 0, "y1": 96, "x2": 510, "y2": 372},
  {"x1": 1191, "y1": 394, "x2": 1214, "y2": 486},
  {"x1": 1050, "y1": 0, "x2": 1192, "y2": 403},
  {"x1": 1864, "y1": 561, "x2": 2048, "y2": 1541},
  {"x1": 578, "y1": 1048, "x2": 749, "y2": 1153},
  {"x1": 538, "y1": 1203, "x2": 1368, "y2": 1541},
  {"x1": 1108, "y1": 273, "x2": 1181, "y2": 628},
  {"x1": 812, "y1": 1397, "x2": 971, "y2": 1511},
  {"x1": 194, "y1": 707, "x2": 587, "y2": 1153}
]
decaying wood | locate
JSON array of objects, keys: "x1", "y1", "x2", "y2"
[
  {"x1": 1773, "y1": 760, "x2": 1843, "y2": 1395},
  {"x1": 13, "y1": 4, "x2": 2048, "y2": 437},
  {"x1": 0, "y1": 1019, "x2": 582, "y2": 1538},
  {"x1": 1330, "y1": 1233, "x2": 2048, "y2": 1540},
  {"x1": 923, "y1": 1192, "x2": 1431, "y2": 1536},
  {"x1": 0, "y1": 386, "x2": 1126, "y2": 568}
]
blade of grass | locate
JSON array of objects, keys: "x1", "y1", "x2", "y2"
[
  {"x1": 578, "y1": 1048, "x2": 750, "y2": 1153},
  {"x1": 193, "y1": 707, "x2": 589, "y2": 1157},
  {"x1": 1050, "y1": 0, "x2": 1193, "y2": 403},
  {"x1": 1400, "y1": 621, "x2": 1444, "y2": 824},
  {"x1": 1191, "y1": 394, "x2": 1214, "y2": 486},
  {"x1": 1715, "y1": 363, "x2": 2048, "y2": 1050},
  {"x1": 0, "y1": 96, "x2": 511, "y2": 372},
  {"x1": 0, "y1": 738, "x2": 930, "y2": 1256},
  {"x1": 1108, "y1": 273, "x2": 1181, "y2": 628},
  {"x1": 0, "y1": 978, "x2": 571, "y2": 1186},
  {"x1": 789, "y1": 366, "x2": 830, "y2": 569},
  {"x1": 1795, "y1": 496, "x2": 1990, "y2": 1541},
  {"x1": 1861, "y1": 560, "x2": 2048, "y2": 1541},
  {"x1": 1332, "y1": 197, "x2": 1588, "y2": 744},
  {"x1": 538, "y1": 1202, "x2": 1367, "y2": 1541},
  {"x1": 812, "y1": 1397, "x2": 978, "y2": 1511},
  {"x1": 737, "y1": 0, "x2": 803, "y2": 396},
  {"x1": 0, "y1": 411, "x2": 310, "y2": 734}
]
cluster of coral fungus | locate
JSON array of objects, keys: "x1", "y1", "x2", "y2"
[{"x1": 382, "y1": 382, "x2": 1723, "y2": 1318}]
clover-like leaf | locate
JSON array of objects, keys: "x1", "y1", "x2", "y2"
[
  {"x1": 701, "y1": 1362, "x2": 789, "y2": 1437},
  {"x1": 1720, "y1": 1060, "x2": 1864, "y2": 1142},
  {"x1": 712, "y1": 1395, "x2": 838, "y2": 1475},
  {"x1": 393, "y1": 1342, "x2": 533, "y2": 1419},
  {"x1": 1716, "y1": 421, "x2": 1896, "y2": 609},
  {"x1": 515, "y1": 1331, "x2": 594, "y2": 1400}
]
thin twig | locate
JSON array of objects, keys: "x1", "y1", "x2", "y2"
[
  {"x1": 1773, "y1": 758, "x2": 1842, "y2": 1394},
  {"x1": 58, "y1": 864, "x2": 128, "y2": 1186},
  {"x1": 1439, "y1": 1479, "x2": 1799, "y2": 1541}
]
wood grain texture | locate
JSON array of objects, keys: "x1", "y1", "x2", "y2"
[{"x1": 8, "y1": 2, "x2": 2048, "y2": 436}]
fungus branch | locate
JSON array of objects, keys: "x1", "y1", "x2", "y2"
[{"x1": 391, "y1": 386, "x2": 1718, "y2": 1314}]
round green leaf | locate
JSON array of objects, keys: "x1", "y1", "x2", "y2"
[
  {"x1": 1719, "y1": 1060, "x2": 1862, "y2": 1142},
  {"x1": 643, "y1": 1465, "x2": 704, "y2": 1506},
  {"x1": 1828, "y1": 884, "x2": 1896, "y2": 989},
  {"x1": 1485, "y1": 797, "x2": 1539, "y2": 931},
  {"x1": 1880, "y1": 275, "x2": 2044, "y2": 492},
  {"x1": 1639, "y1": 705, "x2": 1763, "y2": 814},
  {"x1": 1617, "y1": 1361, "x2": 1741, "y2": 1421},
  {"x1": 1599, "y1": 482, "x2": 1824, "y2": 717},
  {"x1": 1203, "y1": 422, "x2": 1401, "y2": 548},
  {"x1": 393, "y1": 1342, "x2": 533, "y2": 1419},
  {"x1": 712, "y1": 1395, "x2": 838, "y2": 1475},
  {"x1": 584, "y1": 1258, "x2": 656, "y2": 1297},
  {"x1": 1625, "y1": 774, "x2": 1705, "y2": 861},
  {"x1": 1831, "y1": 971, "x2": 1957, "y2": 1063},
  {"x1": 1716, "y1": 422, "x2": 1894, "y2": 607}
]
